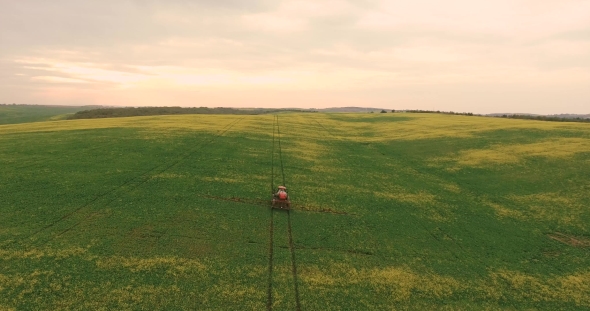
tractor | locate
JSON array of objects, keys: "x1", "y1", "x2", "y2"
[{"x1": 272, "y1": 186, "x2": 291, "y2": 209}]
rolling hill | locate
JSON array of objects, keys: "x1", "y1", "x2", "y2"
[{"x1": 1, "y1": 113, "x2": 589, "y2": 309}]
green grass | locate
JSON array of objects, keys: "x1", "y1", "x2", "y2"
[
  {"x1": 1, "y1": 113, "x2": 589, "y2": 310},
  {"x1": 0, "y1": 105, "x2": 88, "y2": 125}
]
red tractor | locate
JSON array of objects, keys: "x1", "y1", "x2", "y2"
[{"x1": 272, "y1": 186, "x2": 291, "y2": 209}]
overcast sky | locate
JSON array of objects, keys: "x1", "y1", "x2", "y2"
[{"x1": 1, "y1": 0, "x2": 589, "y2": 114}]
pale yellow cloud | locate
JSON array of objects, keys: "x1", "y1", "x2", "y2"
[
  {"x1": 357, "y1": 0, "x2": 590, "y2": 38},
  {"x1": 31, "y1": 76, "x2": 89, "y2": 84},
  {"x1": 240, "y1": 0, "x2": 355, "y2": 32},
  {"x1": 1, "y1": 0, "x2": 589, "y2": 113},
  {"x1": 18, "y1": 58, "x2": 150, "y2": 86}
]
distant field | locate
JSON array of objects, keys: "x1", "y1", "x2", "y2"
[
  {"x1": 0, "y1": 113, "x2": 589, "y2": 310},
  {"x1": 0, "y1": 105, "x2": 88, "y2": 125}
]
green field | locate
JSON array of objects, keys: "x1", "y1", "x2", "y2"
[
  {"x1": 1, "y1": 113, "x2": 589, "y2": 310},
  {"x1": 0, "y1": 105, "x2": 88, "y2": 125}
]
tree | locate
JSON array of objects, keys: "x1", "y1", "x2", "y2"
[
  {"x1": 381, "y1": 110, "x2": 387, "y2": 113},
  {"x1": 391, "y1": 109, "x2": 395, "y2": 113}
]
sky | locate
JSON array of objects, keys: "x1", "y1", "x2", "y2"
[{"x1": 1, "y1": 0, "x2": 589, "y2": 114}]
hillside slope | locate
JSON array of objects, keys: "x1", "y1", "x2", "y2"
[{"x1": 1, "y1": 113, "x2": 589, "y2": 309}]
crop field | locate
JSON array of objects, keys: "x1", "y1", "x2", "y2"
[{"x1": 1, "y1": 113, "x2": 589, "y2": 310}]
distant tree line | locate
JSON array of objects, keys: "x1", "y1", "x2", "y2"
[
  {"x1": 496, "y1": 114, "x2": 590, "y2": 123},
  {"x1": 66, "y1": 107, "x2": 311, "y2": 119},
  {"x1": 393, "y1": 109, "x2": 589, "y2": 123},
  {"x1": 402, "y1": 109, "x2": 476, "y2": 116}
]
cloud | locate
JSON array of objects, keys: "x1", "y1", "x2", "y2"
[
  {"x1": 0, "y1": 0, "x2": 589, "y2": 113},
  {"x1": 31, "y1": 76, "x2": 89, "y2": 84},
  {"x1": 356, "y1": 0, "x2": 590, "y2": 38}
]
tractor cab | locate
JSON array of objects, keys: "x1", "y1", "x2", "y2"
[{"x1": 272, "y1": 186, "x2": 291, "y2": 209}]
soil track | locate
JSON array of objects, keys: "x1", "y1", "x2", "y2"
[
  {"x1": 548, "y1": 232, "x2": 590, "y2": 248},
  {"x1": 202, "y1": 194, "x2": 354, "y2": 216},
  {"x1": 267, "y1": 115, "x2": 277, "y2": 310},
  {"x1": 287, "y1": 210, "x2": 302, "y2": 311},
  {"x1": 267, "y1": 209, "x2": 274, "y2": 311},
  {"x1": 267, "y1": 115, "x2": 301, "y2": 310}
]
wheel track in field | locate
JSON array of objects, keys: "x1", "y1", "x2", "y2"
[
  {"x1": 276, "y1": 115, "x2": 286, "y2": 188},
  {"x1": 267, "y1": 115, "x2": 276, "y2": 311},
  {"x1": 267, "y1": 115, "x2": 301, "y2": 311},
  {"x1": 287, "y1": 209, "x2": 301, "y2": 311},
  {"x1": 266, "y1": 208, "x2": 275, "y2": 311},
  {"x1": 278, "y1": 116, "x2": 301, "y2": 310},
  {"x1": 198, "y1": 193, "x2": 355, "y2": 215},
  {"x1": 271, "y1": 115, "x2": 276, "y2": 196},
  {"x1": 1, "y1": 117, "x2": 244, "y2": 249}
]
